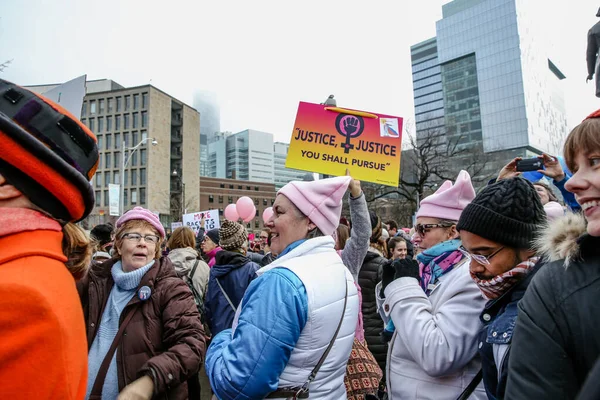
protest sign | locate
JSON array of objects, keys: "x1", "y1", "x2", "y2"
[
  {"x1": 286, "y1": 102, "x2": 403, "y2": 186},
  {"x1": 171, "y1": 222, "x2": 183, "y2": 231},
  {"x1": 182, "y1": 209, "x2": 220, "y2": 236}
]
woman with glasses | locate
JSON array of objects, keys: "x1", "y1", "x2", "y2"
[
  {"x1": 377, "y1": 171, "x2": 487, "y2": 399},
  {"x1": 456, "y1": 177, "x2": 546, "y2": 399},
  {"x1": 78, "y1": 207, "x2": 207, "y2": 400}
]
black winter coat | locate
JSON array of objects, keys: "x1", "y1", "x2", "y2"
[
  {"x1": 506, "y1": 214, "x2": 600, "y2": 399},
  {"x1": 358, "y1": 250, "x2": 388, "y2": 372}
]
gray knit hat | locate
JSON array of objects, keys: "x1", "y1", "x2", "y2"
[
  {"x1": 457, "y1": 177, "x2": 547, "y2": 249},
  {"x1": 219, "y1": 220, "x2": 247, "y2": 251}
]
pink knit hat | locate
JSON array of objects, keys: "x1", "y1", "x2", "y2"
[
  {"x1": 116, "y1": 206, "x2": 166, "y2": 238},
  {"x1": 278, "y1": 176, "x2": 352, "y2": 236},
  {"x1": 544, "y1": 201, "x2": 565, "y2": 222},
  {"x1": 416, "y1": 170, "x2": 475, "y2": 221}
]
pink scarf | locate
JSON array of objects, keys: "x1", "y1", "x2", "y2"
[
  {"x1": 0, "y1": 208, "x2": 61, "y2": 238},
  {"x1": 206, "y1": 247, "x2": 222, "y2": 268},
  {"x1": 471, "y1": 257, "x2": 539, "y2": 300}
]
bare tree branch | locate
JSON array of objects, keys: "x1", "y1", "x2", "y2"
[{"x1": 0, "y1": 59, "x2": 12, "y2": 73}]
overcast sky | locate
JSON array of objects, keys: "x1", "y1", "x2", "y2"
[{"x1": 1, "y1": 0, "x2": 599, "y2": 144}]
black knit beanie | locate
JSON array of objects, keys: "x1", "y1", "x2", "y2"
[
  {"x1": 206, "y1": 228, "x2": 220, "y2": 245},
  {"x1": 457, "y1": 177, "x2": 547, "y2": 249}
]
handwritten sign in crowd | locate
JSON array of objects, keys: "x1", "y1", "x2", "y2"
[{"x1": 182, "y1": 209, "x2": 220, "y2": 236}]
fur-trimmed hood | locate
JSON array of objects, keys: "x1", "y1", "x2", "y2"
[{"x1": 535, "y1": 212, "x2": 587, "y2": 266}]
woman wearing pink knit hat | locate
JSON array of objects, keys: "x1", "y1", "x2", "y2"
[
  {"x1": 376, "y1": 171, "x2": 487, "y2": 399},
  {"x1": 77, "y1": 207, "x2": 207, "y2": 400},
  {"x1": 206, "y1": 176, "x2": 359, "y2": 399}
]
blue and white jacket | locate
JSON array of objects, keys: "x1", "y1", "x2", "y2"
[{"x1": 206, "y1": 236, "x2": 359, "y2": 400}]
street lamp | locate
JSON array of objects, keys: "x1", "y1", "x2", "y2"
[
  {"x1": 172, "y1": 169, "x2": 185, "y2": 218},
  {"x1": 120, "y1": 137, "x2": 158, "y2": 215}
]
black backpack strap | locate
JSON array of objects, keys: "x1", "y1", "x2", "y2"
[
  {"x1": 190, "y1": 259, "x2": 200, "y2": 280},
  {"x1": 455, "y1": 369, "x2": 483, "y2": 400}
]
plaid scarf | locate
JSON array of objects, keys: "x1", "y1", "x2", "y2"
[
  {"x1": 471, "y1": 257, "x2": 539, "y2": 300},
  {"x1": 417, "y1": 239, "x2": 465, "y2": 295}
]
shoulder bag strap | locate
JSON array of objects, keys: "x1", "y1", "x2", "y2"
[
  {"x1": 301, "y1": 278, "x2": 348, "y2": 392},
  {"x1": 215, "y1": 277, "x2": 236, "y2": 312},
  {"x1": 455, "y1": 369, "x2": 483, "y2": 400},
  {"x1": 89, "y1": 305, "x2": 139, "y2": 398},
  {"x1": 190, "y1": 259, "x2": 200, "y2": 280}
]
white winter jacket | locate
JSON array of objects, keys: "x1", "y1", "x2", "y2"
[{"x1": 377, "y1": 260, "x2": 487, "y2": 399}]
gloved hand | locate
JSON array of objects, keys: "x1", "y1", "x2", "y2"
[
  {"x1": 392, "y1": 258, "x2": 420, "y2": 281},
  {"x1": 587, "y1": 74, "x2": 594, "y2": 83},
  {"x1": 380, "y1": 260, "x2": 395, "y2": 298}
]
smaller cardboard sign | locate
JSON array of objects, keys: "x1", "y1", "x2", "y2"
[
  {"x1": 171, "y1": 222, "x2": 183, "y2": 231},
  {"x1": 182, "y1": 210, "x2": 220, "y2": 236}
]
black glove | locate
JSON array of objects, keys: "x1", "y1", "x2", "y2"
[
  {"x1": 587, "y1": 74, "x2": 594, "y2": 83},
  {"x1": 380, "y1": 260, "x2": 395, "y2": 298},
  {"x1": 392, "y1": 258, "x2": 420, "y2": 281}
]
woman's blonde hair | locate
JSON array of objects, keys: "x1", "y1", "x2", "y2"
[
  {"x1": 168, "y1": 227, "x2": 196, "y2": 250},
  {"x1": 113, "y1": 220, "x2": 162, "y2": 260},
  {"x1": 564, "y1": 118, "x2": 600, "y2": 172},
  {"x1": 62, "y1": 222, "x2": 92, "y2": 281}
]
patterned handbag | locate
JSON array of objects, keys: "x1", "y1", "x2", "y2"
[{"x1": 344, "y1": 338, "x2": 383, "y2": 400}]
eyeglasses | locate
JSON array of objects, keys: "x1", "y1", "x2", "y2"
[
  {"x1": 415, "y1": 223, "x2": 454, "y2": 236},
  {"x1": 122, "y1": 233, "x2": 159, "y2": 244},
  {"x1": 259, "y1": 235, "x2": 269, "y2": 240},
  {"x1": 458, "y1": 245, "x2": 505, "y2": 266}
]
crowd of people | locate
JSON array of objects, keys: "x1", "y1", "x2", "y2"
[{"x1": 3, "y1": 77, "x2": 600, "y2": 400}]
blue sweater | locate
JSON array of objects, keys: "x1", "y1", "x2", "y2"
[{"x1": 86, "y1": 260, "x2": 155, "y2": 399}]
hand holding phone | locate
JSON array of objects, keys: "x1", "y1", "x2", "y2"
[{"x1": 516, "y1": 158, "x2": 544, "y2": 172}]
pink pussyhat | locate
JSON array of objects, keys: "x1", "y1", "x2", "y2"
[
  {"x1": 416, "y1": 170, "x2": 475, "y2": 221},
  {"x1": 116, "y1": 206, "x2": 166, "y2": 238},
  {"x1": 278, "y1": 176, "x2": 352, "y2": 236}
]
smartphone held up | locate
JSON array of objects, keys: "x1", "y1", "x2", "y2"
[{"x1": 516, "y1": 158, "x2": 543, "y2": 172}]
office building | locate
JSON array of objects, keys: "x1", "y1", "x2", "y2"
[
  {"x1": 199, "y1": 177, "x2": 276, "y2": 232},
  {"x1": 273, "y1": 142, "x2": 309, "y2": 190},
  {"x1": 193, "y1": 90, "x2": 220, "y2": 177},
  {"x1": 410, "y1": 0, "x2": 568, "y2": 180},
  {"x1": 28, "y1": 79, "x2": 200, "y2": 228}
]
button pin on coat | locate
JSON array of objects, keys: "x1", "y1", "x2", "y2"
[{"x1": 138, "y1": 286, "x2": 152, "y2": 301}]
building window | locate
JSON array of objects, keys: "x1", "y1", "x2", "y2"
[
  {"x1": 140, "y1": 168, "x2": 146, "y2": 185},
  {"x1": 132, "y1": 131, "x2": 138, "y2": 145},
  {"x1": 228, "y1": 196, "x2": 233, "y2": 203},
  {"x1": 209, "y1": 195, "x2": 214, "y2": 203},
  {"x1": 238, "y1": 185, "x2": 242, "y2": 189},
  {"x1": 271, "y1": 199, "x2": 275, "y2": 205},
  {"x1": 218, "y1": 196, "x2": 223, "y2": 204},
  {"x1": 132, "y1": 170, "x2": 138, "y2": 185},
  {"x1": 131, "y1": 189, "x2": 137, "y2": 204},
  {"x1": 263, "y1": 199, "x2": 267, "y2": 206},
  {"x1": 142, "y1": 93, "x2": 148, "y2": 108},
  {"x1": 114, "y1": 133, "x2": 120, "y2": 149},
  {"x1": 124, "y1": 189, "x2": 128, "y2": 206},
  {"x1": 106, "y1": 133, "x2": 112, "y2": 150},
  {"x1": 131, "y1": 151, "x2": 138, "y2": 166},
  {"x1": 89, "y1": 118, "x2": 95, "y2": 132},
  {"x1": 124, "y1": 114, "x2": 130, "y2": 129},
  {"x1": 95, "y1": 190, "x2": 101, "y2": 206},
  {"x1": 98, "y1": 155, "x2": 103, "y2": 169},
  {"x1": 219, "y1": 183, "x2": 225, "y2": 188},
  {"x1": 116, "y1": 97, "x2": 122, "y2": 112},
  {"x1": 254, "y1": 186, "x2": 259, "y2": 191},
  {"x1": 229, "y1": 184, "x2": 234, "y2": 189},
  {"x1": 113, "y1": 171, "x2": 120, "y2": 184},
  {"x1": 95, "y1": 172, "x2": 102, "y2": 187},
  {"x1": 82, "y1": 102, "x2": 87, "y2": 116},
  {"x1": 140, "y1": 149, "x2": 147, "y2": 166},
  {"x1": 115, "y1": 115, "x2": 121, "y2": 131},
  {"x1": 133, "y1": 113, "x2": 139, "y2": 128},
  {"x1": 97, "y1": 117, "x2": 104, "y2": 133},
  {"x1": 107, "y1": 98, "x2": 113, "y2": 113},
  {"x1": 105, "y1": 153, "x2": 111, "y2": 169},
  {"x1": 254, "y1": 198, "x2": 259, "y2": 205},
  {"x1": 123, "y1": 132, "x2": 129, "y2": 147},
  {"x1": 99, "y1": 99, "x2": 105, "y2": 114},
  {"x1": 141, "y1": 111, "x2": 148, "y2": 128},
  {"x1": 104, "y1": 190, "x2": 109, "y2": 206},
  {"x1": 140, "y1": 188, "x2": 146, "y2": 205},
  {"x1": 90, "y1": 100, "x2": 96, "y2": 114},
  {"x1": 255, "y1": 220, "x2": 260, "y2": 229},
  {"x1": 104, "y1": 172, "x2": 110, "y2": 186},
  {"x1": 133, "y1": 94, "x2": 139, "y2": 110},
  {"x1": 255, "y1": 209, "x2": 259, "y2": 217},
  {"x1": 97, "y1": 135, "x2": 103, "y2": 150},
  {"x1": 106, "y1": 116, "x2": 113, "y2": 132},
  {"x1": 141, "y1": 130, "x2": 147, "y2": 141},
  {"x1": 124, "y1": 169, "x2": 128, "y2": 186},
  {"x1": 246, "y1": 186, "x2": 251, "y2": 190},
  {"x1": 125, "y1": 95, "x2": 131, "y2": 111}
]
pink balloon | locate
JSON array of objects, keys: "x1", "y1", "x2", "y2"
[
  {"x1": 224, "y1": 204, "x2": 239, "y2": 222},
  {"x1": 236, "y1": 196, "x2": 255, "y2": 220},
  {"x1": 262, "y1": 207, "x2": 274, "y2": 224},
  {"x1": 243, "y1": 213, "x2": 254, "y2": 223}
]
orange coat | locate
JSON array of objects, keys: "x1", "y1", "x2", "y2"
[{"x1": 0, "y1": 225, "x2": 88, "y2": 399}]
